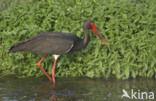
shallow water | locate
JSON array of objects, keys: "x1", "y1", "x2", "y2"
[{"x1": 0, "y1": 76, "x2": 156, "y2": 101}]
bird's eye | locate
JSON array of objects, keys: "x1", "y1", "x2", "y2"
[{"x1": 88, "y1": 24, "x2": 92, "y2": 29}]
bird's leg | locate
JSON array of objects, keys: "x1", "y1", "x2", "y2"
[
  {"x1": 37, "y1": 55, "x2": 52, "y2": 82},
  {"x1": 52, "y1": 59, "x2": 57, "y2": 88},
  {"x1": 52, "y1": 55, "x2": 59, "y2": 88}
]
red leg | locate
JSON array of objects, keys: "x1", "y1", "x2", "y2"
[
  {"x1": 37, "y1": 55, "x2": 52, "y2": 82},
  {"x1": 52, "y1": 59, "x2": 57, "y2": 88}
]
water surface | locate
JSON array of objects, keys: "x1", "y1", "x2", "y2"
[{"x1": 0, "y1": 76, "x2": 155, "y2": 101}]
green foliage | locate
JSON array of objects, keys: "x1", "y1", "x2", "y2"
[{"x1": 0, "y1": 0, "x2": 156, "y2": 79}]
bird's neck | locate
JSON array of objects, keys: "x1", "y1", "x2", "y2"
[
  {"x1": 69, "y1": 30, "x2": 90, "y2": 52},
  {"x1": 83, "y1": 30, "x2": 90, "y2": 47}
]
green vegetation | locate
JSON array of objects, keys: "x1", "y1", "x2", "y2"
[{"x1": 0, "y1": 0, "x2": 156, "y2": 79}]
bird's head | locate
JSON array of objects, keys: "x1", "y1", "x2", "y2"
[{"x1": 83, "y1": 20, "x2": 109, "y2": 46}]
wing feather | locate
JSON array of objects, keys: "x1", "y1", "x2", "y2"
[{"x1": 10, "y1": 32, "x2": 75, "y2": 55}]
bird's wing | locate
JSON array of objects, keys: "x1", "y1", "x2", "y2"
[{"x1": 10, "y1": 32, "x2": 75, "y2": 55}]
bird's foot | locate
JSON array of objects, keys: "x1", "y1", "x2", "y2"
[{"x1": 52, "y1": 83, "x2": 55, "y2": 88}]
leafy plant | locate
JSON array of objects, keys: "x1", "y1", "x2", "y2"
[{"x1": 0, "y1": 0, "x2": 156, "y2": 79}]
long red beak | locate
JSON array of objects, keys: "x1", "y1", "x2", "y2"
[{"x1": 90, "y1": 23, "x2": 109, "y2": 46}]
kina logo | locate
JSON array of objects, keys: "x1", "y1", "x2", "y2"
[{"x1": 121, "y1": 89, "x2": 154, "y2": 100}]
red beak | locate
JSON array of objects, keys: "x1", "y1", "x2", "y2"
[{"x1": 90, "y1": 23, "x2": 109, "y2": 46}]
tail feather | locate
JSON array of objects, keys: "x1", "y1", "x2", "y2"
[
  {"x1": 9, "y1": 45, "x2": 19, "y2": 53},
  {"x1": 9, "y1": 41, "x2": 26, "y2": 53},
  {"x1": 9, "y1": 34, "x2": 38, "y2": 53}
]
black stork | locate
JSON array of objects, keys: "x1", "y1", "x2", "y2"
[{"x1": 9, "y1": 21, "x2": 109, "y2": 88}]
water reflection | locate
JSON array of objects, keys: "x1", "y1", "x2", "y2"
[{"x1": 0, "y1": 76, "x2": 156, "y2": 101}]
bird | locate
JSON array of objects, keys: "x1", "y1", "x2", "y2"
[{"x1": 9, "y1": 20, "x2": 109, "y2": 88}]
